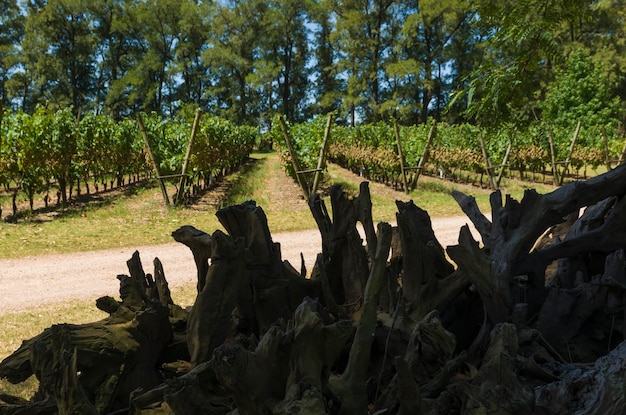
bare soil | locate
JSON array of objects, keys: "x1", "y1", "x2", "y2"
[{"x1": 0, "y1": 155, "x2": 477, "y2": 313}]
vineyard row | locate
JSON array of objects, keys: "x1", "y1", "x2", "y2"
[
  {"x1": 0, "y1": 107, "x2": 258, "y2": 219},
  {"x1": 273, "y1": 115, "x2": 626, "y2": 192}
]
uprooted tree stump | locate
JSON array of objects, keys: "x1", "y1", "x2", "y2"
[{"x1": 4, "y1": 164, "x2": 626, "y2": 414}]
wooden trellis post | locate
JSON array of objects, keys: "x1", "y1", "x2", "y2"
[
  {"x1": 175, "y1": 109, "x2": 202, "y2": 206},
  {"x1": 619, "y1": 134, "x2": 626, "y2": 165},
  {"x1": 548, "y1": 132, "x2": 560, "y2": 186},
  {"x1": 478, "y1": 131, "x2": 498, "y2": 190},
  {"x1": 495, "y1": 140, "x2": 512, "y2": 188},
  {"x1": 558, "y1": 121, "x2": 581, "y2": 185},
  {"x1": 393, "y1": 119, "x2": 410, "y2": 194},
  {"x1": 312, "y1": 113, "x2": 333, "y2": 194},
  {"x1": 278, "y1": 116, "x2": 311, "y2": 199},
  {"x1": 412, "y1": 120, "x2": 436, "y2": 189},
  {"x1": 394, "y1": 119, "x2": 436, "y2": 193},
  {"x1": 136, "y1": 113, "x2": 171, "y2": 208},
  {"x1": 602, "y1": 126, "x2": 611, "y2": 171}
]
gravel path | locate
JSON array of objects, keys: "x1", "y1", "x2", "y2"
[{"x1": 0, "y1": 216, "x2": 478, "y2": 313}]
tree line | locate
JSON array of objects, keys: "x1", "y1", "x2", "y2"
[{"x1": 0, "y1": 0, "x2": 625, "y2": 130}]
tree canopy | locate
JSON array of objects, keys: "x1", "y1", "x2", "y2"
[{"x1": 0, "y1": 0, "x2": 624, "y2": 129}]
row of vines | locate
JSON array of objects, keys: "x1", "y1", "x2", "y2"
[
  {"x1": 0, "y1": 106, "x2": 258, "y2": 220},
  {"x1": 272, "y1": 115, "x2": 625, "y2": 191}
]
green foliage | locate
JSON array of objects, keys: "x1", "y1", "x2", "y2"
[
  {"x1": 191, "y1": 115, "x2": 257, "y2": 181},
  {"x1": 0, "y1": 109, "x2": 258, "y2": 218},
  {"x1": 0, "y1": 0, "x2": 625, "y2": 130},
  {"x1": 271, "y1": 114, "x2": 330, "y2": 180},
  {"x1": 542, "y1": 49, "x2": 621, "y2": 130}
]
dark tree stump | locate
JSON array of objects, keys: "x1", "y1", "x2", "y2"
[
  {"x1": 6, "y1": 165, "x2": 626, "y2": 415},
  {"x1": 395, "y1": 200, "x2": 467, "y2": 320},
  {"x1": 186, "y1": 230, "x2": 250, "y2": 366},
  {"x1": 309, "y1": 183, "x2": 373, "y2": 318},
  {"x1": 171, "y1": 225, "x2": 212, "y2": 293}
]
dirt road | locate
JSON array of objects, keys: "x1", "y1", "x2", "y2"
[{"x1": 0, "y1": 216, "x2": 478, "y2": 313}]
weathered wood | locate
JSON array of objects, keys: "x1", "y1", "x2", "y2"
[
  {"x1": 330, "y1": 222, "x2": 392, "y2": 415},
  {"x1": 187, "y1": 230, "x2": 249, "y2": 366},
  {"x1": 496, "y1": 140, "x2": 512, "y2": 188},
  {"x1": 130, "y1": 361, "x2": 231, "y2": 414},
  {"x1": 175, "y1": 108, "x2": 202, "y2": 206},
  {"x1": 1, "y1": 304, "x2": 173, "y2": 414},
  {"x1": 558, "y1": 120, "x2": 581, "y2": 185},
  {"x1": 357, "y1": 181, "x2": 377, "y2": 259},
  {"x1": 276, "y1": 298, "x2": 353, "y2": 414},
  {"x1": 171, "y1": 225, "x2": 212, "y2": 292},
  {"x1": 447, "y1": 225, "x2": 512, "y2": 324},
  {"x1": 216, "y1": 200, "x2": 321, "y2": 334},
  {"x1": 405, "y1": 310, "x2": 456, "y2": 390},
  {"x1": 411, "y1": 119, "x2": 436, "y2": 190},
  {"x1": 534, "y1": 340, "x2": 626, "y2": 414},
  {"x1": 216, "y1": 200, "x2": 276, "y2": 268},
  {"x1": 309, "y1": 185, "x2": 370, "y2": 317},
  {"x1": 312, "y1": 113, "x2": 333, "y2": 194},
  {"x1": 393, "y1": 119, "x2": 410, "y2": 194},
  {"x1": 478, "y1": 130, "x2": 498, "y2": 189},
  {"x1": 30, "y1": 326, "x2": 99, "y2": 415},
  {"x1": 278, "y1": 116, "x2": 310, "y2": 198},
  {"x1": 523, "y1": 196, "x2": 626, "y2": 273},
  {"x1": 451, "y1": 162, "x2": 626, "y2": 324},
  {"x1": 395, "y1": 200, "x2": 467, "y2": 320},
  {"x1": 466, "y1": 323, "x2": 534, "y2": 413},
  {"x1": 548, "y1": 132, "x2": 560, "y2": 185},
  {"x1": 136, "y1": 112, "x2": 170, "y2": 208},
  {"x1": 7, "y1": 168, "x2": 626, "y2": 415}
]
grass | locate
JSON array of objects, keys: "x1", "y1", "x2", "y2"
[{"x1": 0, "y1": 151, "x2": 560, "y2": 400}]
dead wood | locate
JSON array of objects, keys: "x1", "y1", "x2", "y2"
[
  {"x1": 308, "y1": 184, "x2": 372, "y2": 318},
  {"x1": 533, "y1": 340, "x2": 626, "y2": 415},
  {"x1": 395, "y1": 200, "x2": 467, "y2": 320},
  {"x1": 186, "y1": 230, "x2": 249, "y2": 366},
  {"x1": 0, "y1": 253, "x2": 174, "y2": 414},
  {"x1": 30, "y1": 325, "x2": 99, "y2": 415},
  {"x1": 5, "y1": 165, "x2": 626, "y2": 415},
  {"x1": 183, "y1": 201, "x2": 324, "y2": 367},
  {"x1": 171, "y1": 225, "x2": 212, "y2": 292},
  {"x1": 216, "y1": 200, "x2": 276, "y2": 268},
  {"x1": 450, "y1": 162, "x2": 626, "y2": 326},
  {"x1": 330, "y1": 222, "x2": 392, "y2": 415}
]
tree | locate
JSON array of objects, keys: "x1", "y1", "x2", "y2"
[
  {"x1": 19, "y1": 0, "x2": 96, "y2": 114},
  {"x1": 382, "y1": 0, "x2": 471, "y2": 124},
  {"x1": 121, "y1": 0, "x2": 183, "y2": 115},
  {"x1": 542, "y1": 49, "x2": 620, "y2": 130},
  {"x1": 203, "y1": 0, "x2": 265, "y2": 124},
  {"x1": 578, "y1": 0, "x2": 626, "y2": 126},
  {"x1": 309, "y1": 0, "x2": 342, "y2": 116},
  {"x1": 0, "y1": 0, "x2": 24, "y2": 105},
  {"x1": 89, "y1": 0, "x2": 144, "y2": 118},
  {"x1": 331, "y1": 0, "x2": 397, "y2": 125},
  {"x1": 449, "y1": 0, "x2": 619, "y2": 128},
  {"x1": 257, "y1": 0, "x2": 312, "y2": 122},
  {"x1": 173, "y1": 1, "x2": 211, "y2": 107}
]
